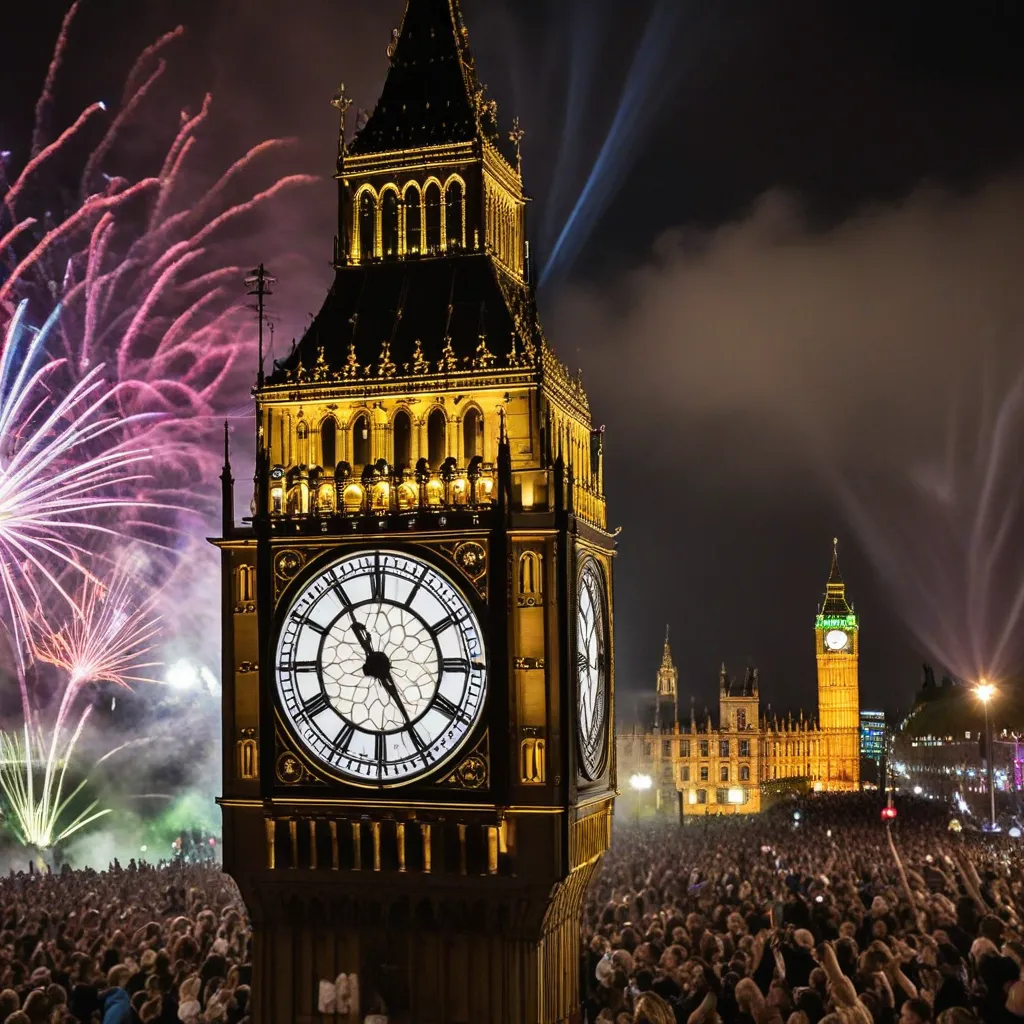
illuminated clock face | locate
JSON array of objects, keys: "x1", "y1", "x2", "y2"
[
  {"x1": 825, "y1": 629, "x2": 849, "y2": 652},
  {"x1": 274, "y1": 550, "x2": 486, "y2": 786},
  {"x1": 577, "y1": 560, "x2": 609, "y2": 780}
]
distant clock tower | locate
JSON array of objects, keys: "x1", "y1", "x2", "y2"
[
  {"x1": 815, "y1": 539, "x2": 860, "y2": 790},
  {"x1": 214, "y1": 1, "x2": 616, "y2": 1022}
]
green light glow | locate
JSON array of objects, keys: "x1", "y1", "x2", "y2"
[{"x1": 816, "y1": 614, "x2": 857, "y2": 630}]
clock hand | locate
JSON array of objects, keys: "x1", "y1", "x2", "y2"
[
  {"x1": 350, "y1": 619, "x2": 375, "y2": 658},
  {"x1": 378, "y1": 668, "x2": 427, "y2": 758}
]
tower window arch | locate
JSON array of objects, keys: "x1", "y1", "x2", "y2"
[
  {"x1": 393, "y1": 410, "x2": 412, "y2": 469},
  {"x1": 463, "y1": 407, "x2": 482, "y2": 462},
  {"x1": 321, "y1": 417, "x2": 337, "y2": 470},
  {"x1": 518, "y1": 551, "x2": 543, "y2": 595},
  {"x1": 352, "y1": 413, "x2": 371, "y2": 468},
  {"x1": 381, "y1": 188, "x2": 400, "y2": 259},
  {"x1": 424, "y1": 182, "x2": 442, "y2": 253},
  {"x1": 445, "y1": 179, "x2": 465, "y2": 252},
  {"x1": 404, "y1": 186, "x2": 422, "y2": 255},
  {"x1": 236, "y1": 565, "x2": 255, "y2": 604},
  {"x1": 357, "y1": 191, "x2": 376, "y2": 261},
  {"x1": 736, "y1": 709, "x2": 746, "y2": 731},
  {"x1": 427, "y1": 408, "x2": 446, "y2": 469},
  {"x1": 296, "y1": 421, "x2": 309, "y2": 467}
]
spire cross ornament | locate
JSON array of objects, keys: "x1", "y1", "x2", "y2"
[
  {"x1": 331, "y1": 83, "x2": 354, "y2": 157},
  {"x1": 509, "y1": 117, "x2": 525, "y2": 174}
]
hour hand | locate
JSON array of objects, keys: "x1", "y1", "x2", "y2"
[{"x1": 351, "y1": 619, "x2": 375, "y2": 656}]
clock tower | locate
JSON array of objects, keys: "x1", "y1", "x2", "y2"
[
  {"x1": 214, "y1": 1, "x2": 616, "y2": 1022},
  {"x1": 814, "y1": 539, "x2": 860, "y2": 790}
]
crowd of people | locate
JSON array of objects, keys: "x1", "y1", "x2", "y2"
[
  {"x1": 583, "y1": 796, "x2": 1024, "y2": 1024},
  {"x1": 0, "y1": 861, "x2": 250, "y2": 1023},
  {"x1": 0, "y1": 795, "x2": 1020, "y2": 1023}
]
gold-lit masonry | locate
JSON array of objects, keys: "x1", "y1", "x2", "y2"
[
  {"x1": 620, "y1": 541, "x2": 861, "y2": 817},
  {"x1": 213, "y1": 1, "x2": 616, "y2": 1021}
]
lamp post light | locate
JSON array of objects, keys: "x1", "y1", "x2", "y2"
[
  {"x1": 976, "y1": 681, "x2": 997, "y2": 829},
  {"x1": 629, "y1": 773, "x2": 652, "y2": 825}
]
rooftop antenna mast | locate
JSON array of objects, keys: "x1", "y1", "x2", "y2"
[{"x1": 245, "y1": 264, "x2": 276, "y2": 388}]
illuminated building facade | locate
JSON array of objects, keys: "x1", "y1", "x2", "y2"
[
  {"x1": 861, "y1": 709, "x2": 886, "y2": 764},
  {"x1": 618, "y1": 543, "x2": 861, "y2": 817},
  {"x1": 214, "y1": 1, "x2": 616, "y2": 1020}
]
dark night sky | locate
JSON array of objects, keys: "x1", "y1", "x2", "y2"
[{"x1": 4, "y1": 1, "x2": 1024, "y2": 719}]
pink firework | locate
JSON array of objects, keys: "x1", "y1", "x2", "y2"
[
  {"x1": 32, "y1": 573, "x2": 162, "y2": 690},
  {"x1": 0, "y1": 301, "x2": 163, "y2": 684}
]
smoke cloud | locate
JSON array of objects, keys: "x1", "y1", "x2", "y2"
[{"x1": 552, "y1": 175, "x2": 1024, "y2": 694}]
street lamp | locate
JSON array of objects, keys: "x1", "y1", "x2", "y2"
[
  {"x1": 976, "y1": 681, "x2": 997, "y2": 828},
  {"x1": 629, "y1": 773, "x2": 652, "y2": 825}
]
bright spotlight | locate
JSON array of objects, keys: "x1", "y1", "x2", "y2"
[
  {"x1": 975, "y1": 681, "x2": 996, "y2": 703},
  {"x1": 793, "y1": 811, "x2": 801, "y2": 821},
  {"x1": 629, "y1": 773, "x2": 652, "y2": 792},
  {"x1": 913, "y1": 786, "x2": 923, "y2": 795}
]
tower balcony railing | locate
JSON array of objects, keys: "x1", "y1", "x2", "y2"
[{"x1": 269, "y1": 457, "x2": 497, "y2": 520}]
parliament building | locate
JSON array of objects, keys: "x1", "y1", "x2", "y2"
[{"x1": 618, "y1": 544, "x2": 861, "y2": 816}]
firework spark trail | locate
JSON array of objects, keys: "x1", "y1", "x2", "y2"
[
  {"x1": 122, "y1": 25, "x2": 186, "y2": 106},
  {"x1": 0, "y1": 301, "x2": 165, "y2": 681},
  {"x1": 6, "y1": 103, "x2": 108, "y2": 217},
  {"x1": 0, "y1": 10, "x2": 318, "y2": 849},
  {"x1": 33, "y1": 573, "x2": 162, "y2": 691},
  {"x1": 0, "y1": 179, "x2": 160, "y2": 307},
  {"x1": 30, "y1": 0, "x2": 81, "y2": 157},
  {"x1": 0, "y1": 714, "x2": 111, "y2": 849},
  {"x1": 80, "y1": 61, "x2": 168, "y2": 202}
]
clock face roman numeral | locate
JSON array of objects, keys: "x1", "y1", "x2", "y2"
[
  {"x1": 433, "y1": 693, "x2": 471, "y2": 725},
  {"x1": 295, "y1": 691, "x2": 331, "y2": 723},
  {"x1": 329, "y1": 722, "x2": 355, "y2": 757},
  {"x1": 275, "y1": 550, "x2": 489, "y2": 786}
]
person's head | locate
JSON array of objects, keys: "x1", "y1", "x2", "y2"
[
  {"x1": 19, "y1": 990, "x2": 49, "y2": 1024},
  {"x1": 900, "y1": 998, "x2": 933, "y2": 1024},
  {"x1": 4, "y1": 1012, "x2": 31, "y2": 1024},
  {"x1": 106, "y1": 964, "x2": 131, "y2": 989},
  {"x1": 0, "y1": 991, "x2": 18, "y2": 1020}
]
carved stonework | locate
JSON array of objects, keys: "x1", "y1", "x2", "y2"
[
  {"x1": 454, "y1": 541, "x2": 487, "y2": 581},
  {"x1": 439, "y1": 731, "x2": 490, "y2": 790},
  {"x1": 237, "y1": 730, "x2": 259, "y2": 780},
  {"x1": 275, "y1": 549, "x2": 304, "y2": 581},
  {"x1": 276, "y1": 751, "x2": 309, "y2": 785}
]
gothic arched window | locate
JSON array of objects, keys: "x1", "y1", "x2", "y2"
[
  {"x1": 445, "y1": 179, "x2": 464, "y2": 251},
  {"x1": 424, "y1": 182, "x2": 442, "y2": 253},
  {"x1": 352, "y1": 414, "x2": 370, "y2": 468},
  {"x1": 518, "y1": 551, "x2": 542, "y2": 595},
  {"x1": 404, "y1": 186, "x2": 422, "y2": 255},
  {"x1": 740, "y1": 765, "x2": 750, "y2": 782},
  {"x1": 463, "y1": 407, "x2": 482, "y2": 461},
  {"x1": 427, "y1": 408, "x2": 446, "y2": 469},
  {"x1": 736, "y1": 709, "x2": 747, "y2": 731},
  {"x1": 296, "y1": 421, "x2": 309, "y2": 467},
  {"x1": 321, "y1": 417, "x2": 337, "y2": 470},
  {"x1": 393, "y1": 410, "x2": 412, "y2": 469},
  {"x1": 381, "y1": 189, "x2": 399, "y2": 259},
  {"x1": 358, "y1": 191, "x2": 376, "y2": 261}
]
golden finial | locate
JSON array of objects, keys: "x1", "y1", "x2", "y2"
[
  {"x1": 343, "y1": 342, "x2": 360, "y2": 379},
  {"x1": 509, "y1": 117, "x2": 525, "y2": 174},
  {"x1": 377, "y1": 339, "x2": 397, "y2": 378},
  {"x1": 331, "y1": 83, "x2": 354, "y2": 157},
  {"x1": 410, "y1": 339, "x2": 430, "y2": 375},
  {"x1": 437, "y1": 337, "x2": 459, "y2": 375},
  {"x1": 472, "y1": 333, "x2": 495, "y2": 370}
]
